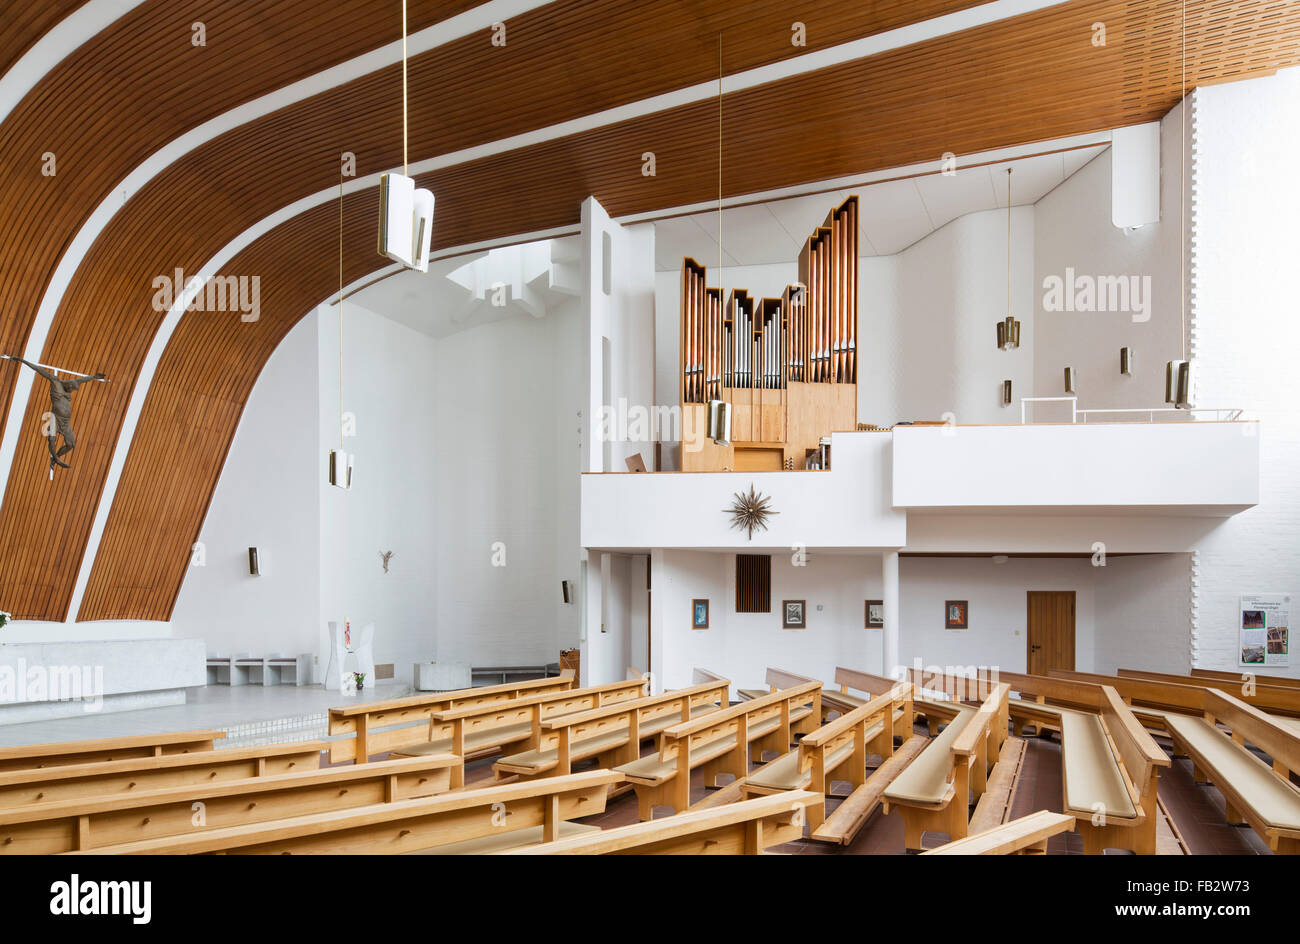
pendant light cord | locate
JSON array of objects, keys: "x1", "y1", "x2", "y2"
[
  {"x1": 1006, "y1": 168, "x2": 1012, "y2": 322},
  {"x1": 1179, "y1": 0, "x2": 1186, "y2": 362},
  {"x1": 338, "y1": 172, "x2": 345, "y2": 449},
  {"x1": 402, "y1": 0, "x2": 409, "y2": 177}
]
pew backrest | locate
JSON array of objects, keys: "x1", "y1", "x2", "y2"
[
  {"x1": 834, "y1": 666, "x2": 900, "y2": 697},
  {"x1": 0, "y1": 729, "x2": 225, "y2": 773},
  {"x1": 1204, "y1": 688, "x2": 1300, "y2": 778},
  {"x1": 660, "y1": 680, "x2": 823, "y2": 762},
  {"x1": 1048, "y1": 670, "x2": 1205, "y2": 714},
  {"x1": 1099, "y1": 685, "x2": 1170, "y2": 798},
  {"x1": 75, "y1": 769, "x2": 622, "y2": 855},
  {"x1": 328, "y1": 671, "x2": 577, "y2": 762},
  {"x1": 0, "y1": 754, "x2": 460, "y2": 853},
  {"x1": 1116, "y1": 668, "x2": 1300, "y2": 715},
  {"x1": 535, "y1": 679, "x2": 732, "y2": 760},
  {"x1": 1192, "y1": 668, "x2": 1300, "y2": 691},
  {"x1": 799, "y1": 682, "x2": 912, "y2": 775},
  {"x1": 499, "y1": 790, "x2": 820, "y2": 855},
  {"x1": 0, "y1": 741, "x2": 326, "y2": 809}
]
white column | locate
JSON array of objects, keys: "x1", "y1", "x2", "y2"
[{"x1": 882, "y1": 549, "x2": 900, "y2": 679}]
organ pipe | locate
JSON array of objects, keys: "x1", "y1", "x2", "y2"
[{"x1": 681, "y1": 196, "x2": 858, "y2": 402}]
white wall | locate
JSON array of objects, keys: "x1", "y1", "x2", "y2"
[
  {"x1": 433, "y1": 300, "x2": 581, "y2": 667},
  {"x1": 1093, "y1": 553, "x2": 1192, "y2": 674},
  {"x1": 318, "y1": 302, "x2": 438, "y2": 680},
  {"x1": 1185, "y1": 68, "x2": 1300, "y2": 677},
  {"x1": 1034, "y1": 109, "x2": 1188, "y2": 412},
  {"x1": 653, "y1": 550, "x2": 1103, "y2": 691},
  {"x1": 170, "y1": 315, "x2": 321, "y2": 661}
]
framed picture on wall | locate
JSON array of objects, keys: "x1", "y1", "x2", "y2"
[
  {"x1": 783, "y1": 599, "x2": 807, "y2": 630},
  {"x1": 692, "y1": 598, "x2": 710, "y2": 630},
  {"x1": 865, "y1": 600, "x2": 884, "y2": 628},
  {"x1": 945, "y1": 600, "x2": 969, "y2": 630}
]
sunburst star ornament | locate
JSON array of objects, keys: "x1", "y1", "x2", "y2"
[{"x1": 727, "y1": 484, "x2": 777, "y2": 539}]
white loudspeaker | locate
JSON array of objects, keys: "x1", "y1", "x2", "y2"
[{"x1": 378, "y1": 173, "x2": 435, "y2": 272}]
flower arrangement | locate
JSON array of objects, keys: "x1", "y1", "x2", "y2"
[
  {"x1": 352, "y1": 672, "x2": 366, "y2": 691},
  {"x1": 0, "y1": 610, "x2": 10, "y2": 631}
]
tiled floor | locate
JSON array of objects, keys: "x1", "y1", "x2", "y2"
[{"x1": 0, "y1": 681, "x2": 412, "y2": 748}]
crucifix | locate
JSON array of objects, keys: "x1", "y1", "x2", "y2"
[{"x1": 2, "y1": 355, "x2": 108, "y2": 476}]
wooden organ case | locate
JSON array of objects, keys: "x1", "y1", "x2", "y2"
[{"x1": 680, "y1": 196, "x2": 858, "y2": 471}]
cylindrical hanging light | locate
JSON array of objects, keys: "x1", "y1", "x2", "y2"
[
  {"x1": 1120, "y1": 347, "x2": 1133, "y2": 376},
  {"x1": 707, "y1": 399, "x2": 732, "y2": 445},
  {"x1": 1165, "y1": 359, "x2": 1187, "y2": 405},
  {"x1": 1002, "y1": 379, "x2": 1013, "y2": 406},
  {"x1": 1064, "y1": 366, "x2": 1076, "y2": 394}
]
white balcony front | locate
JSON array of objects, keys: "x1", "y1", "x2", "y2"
[
  {"x1": 892, "y1": 421, "x2": 1259, "y2": 515},
  {"x1": 581, "y1": 433, "x2": 906, "y2": 551}
]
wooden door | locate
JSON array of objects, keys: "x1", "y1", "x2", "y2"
[{"x1": 1026, "y1": 591, "x2": 1075, "y2": 675}]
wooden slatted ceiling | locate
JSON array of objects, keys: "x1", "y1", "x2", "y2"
[
  {"x1": 0, "y1": 0, "x2": 484, "y2": 447},
  {"x1": 3, "y1": 0, "x2": 992, "y2": 620},
  {"x1": 77, "y1": 0, "x2": 1300, "y2": 622},
  {"x1": 0, "y1": 1, "x2": 89, "y2": 79}
]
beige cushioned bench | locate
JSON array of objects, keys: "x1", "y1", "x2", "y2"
[
  {"x1": 1059, "y1": 710, "x2": 1137, "y2": 821},
  {"x1": 497, "y1": 703, "x2": 722, "y2": 775},
  {"x1": 883, "y1": 705, "x2": 975, "y2": 806},
  {"x1": 1163, "y1": 712, "x2": 1300, "y2": 835},
  {"x1": 615, "y1": 704, "x2": 812, "y2": 784}
]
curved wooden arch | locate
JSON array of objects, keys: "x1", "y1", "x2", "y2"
[
  {"x1": 78, "y1": 0, "x2": 1300, "y2": 621},
  {"x1": 0, "y1": 0, "x2": 90, "y2": 80},
  {"x1": 0, "y1": 0, "x2": 480, "y2": 444},
  {"x1": 2, "y1": 0, "x2": 990, "y2": 619}
]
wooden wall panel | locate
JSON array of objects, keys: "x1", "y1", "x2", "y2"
[{"x1": 2, "y1": 0, "x2": 1298, "y2": 620}]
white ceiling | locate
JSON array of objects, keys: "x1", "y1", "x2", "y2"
[{"x1": 653, "y1": 145, "x2": 1106, "y2": 270}]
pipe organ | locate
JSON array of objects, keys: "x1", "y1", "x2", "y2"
[{"x1": 680, "y1": 196, "x2": 859, "y2": 472}]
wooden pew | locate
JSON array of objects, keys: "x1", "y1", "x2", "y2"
[
  {"x1": 1161, "y1": 688, "x2": 1300, "y2": 854},
  {"x1": 0, "y1": 741, "x2": 325, "y2": 810},
  {"x1": 76, "y1": 770, "x2": 621, "y2": 855},
  {"x1": 1192, "y1": 668, "x2": 1300, "y2": 691},
  {"x1": 500, "y1": 790, "x2": 820, "y2": 855},
  {"x1": 882, "y1": 683, "x2": 1010, "y2": 850},
  {"x1": 1063, "y1": 686, "x2": 1170, "y2": 854},
  {"x1": 0, "y1": 754, "x2": 460, "y2": 854},
  {"x1": 0, "y1": 730, "x2": 225, "y2": 773},
  {"x1": 1055, "y1": 669, "x2": 1300, "y2": 719},
  {"x1": 922, "y1": 810, "x2": 1075, "y2": 855},
  {"x1": 394, "y1": 677, "x2": 648, "y2": 782},
  {"x1": 327, "y1": 670, "x2": 576, "y2": 763},
  {"x1": 830, "y1": 666, "x2": 964, "y2": 733},
  {"x1": 1116, "y1": 667, "x2": 1300, "y2": 719},
  {"x1": 737, "y1": 667, "x2": 828, "y2": 729},
  {"x1": 617, "y1": 680, "x2": 823, "y2": 820},
  {"x1": 744, "y1": 682, "x2": 914, "y2": 836},
  {"x1": 494, "y1": 679, "x2": 731, "y2": 781}
]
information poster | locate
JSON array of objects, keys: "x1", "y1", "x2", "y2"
[{"x1": 1239, "y1": 593, "x2": 1290, "y2": 667}]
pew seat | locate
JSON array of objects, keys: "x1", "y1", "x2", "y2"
[
  {"x1": 391, "y1": 724, "x2": 530, "y2": 758},
  {"x1": 614, "y1": 704, "x2": 813, "y2": 785},
  {"x1": 746, "y1": 740, "x2": 856, "y2": 793},
  {"x1": 882, "y1": 706, "x2": 976, "y2": 806},
  {"x1": 1163, "y1": 712, "x2": 1300, "y2": 843},
  {"x1": 1059, "y1": 711, "x2": 1137, "y2": 821},
  {"x1": 495, "y1": 703, "x2": 722, "y2": 777},
  {"x1": 414, "y1": 821, "x2": 600, "y2": 854}
]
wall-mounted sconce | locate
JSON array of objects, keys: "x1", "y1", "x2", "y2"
[
  {"x1": 1120, "y1": 347, "x2": 1133, "y2": 376},
  {"x1": 1064, "y1": 366, "x2": 1076, "y2": 394},
  {"x1": 328, "y1": 448, "x2": 354, "y2": 489},
  {"x1": 1001, "y1": 379, "x2": 1013, "y2": 406},
  {"x1": 560, "y1": 579, "x2": 573, "y2": 604},
  {"x1": 1165, "y1": 359, "x2": 1193, "y2": 409},
  {"x1": 706, "y1": 399, "x2": 732, "y2": 446},
  {"x1": 248, "y1": 547, "x2": 262, "y2": 577}
]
